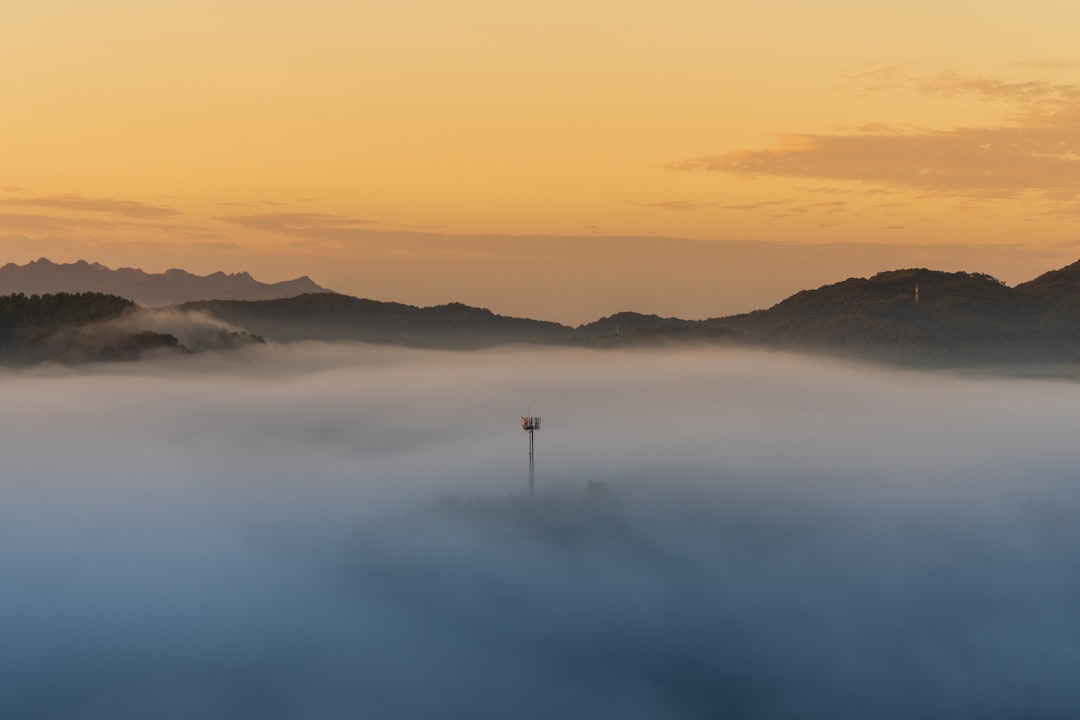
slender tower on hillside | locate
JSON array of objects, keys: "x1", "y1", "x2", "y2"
[{"x1": 521, "y1": 415, "x2": 541, "y2": 496}]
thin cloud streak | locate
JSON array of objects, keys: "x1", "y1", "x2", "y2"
[
  {"x1": 1015, "y1": 60, "x2": 1079, "y2": 70},
  {"x1": 216, "y1": 212, "x2": 382, "y2": 247},
  {"x1": 635, "y1": 199, "x2": 720, "y2": 211},
  {"x1": 633, "y1": 199, "x2": 793, "y2": 212},
  {"x1": 212, "y1": 200, "x2": 288, "y2": 208},
  {"x1": 0, "y1": 211, "x2": 223, "y2": 240},
  {"x1": 0, "y1": 193, "x2": 180, "y2": 219},
  {"x1": 851, "y1": 68, "x2": 1080, "y2": 105},
  {"x1": 914, "y1": 73, "x2": 1080, "y2": 104}
]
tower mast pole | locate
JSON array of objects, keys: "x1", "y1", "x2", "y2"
[{"x1": 521, "y1": 415, "x2": 541, "y2": 497}]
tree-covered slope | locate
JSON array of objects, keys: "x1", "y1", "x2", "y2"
[
  {"x1": 0, "y1": 292, "x2": 182, "y2": 363},
  {"x1": 180, "y1": 293, "x2": 576, "y2": 348},
  {"x1": 703, "y1": 269, "x2": 1077, "y2": 364}
]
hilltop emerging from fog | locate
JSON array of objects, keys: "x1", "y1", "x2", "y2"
[{"x1": 0, "y1": 292, "x2": 262, "y2": 364}]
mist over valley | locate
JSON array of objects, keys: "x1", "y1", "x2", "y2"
[{"x1": 5, "y1": 343, "x2": 1080, "y2": 718}]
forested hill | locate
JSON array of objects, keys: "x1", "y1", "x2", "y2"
[
  {"x1": 0, "y1": 293, "x2": 180, "y2": 363},
  {"x1": 1014, "y1": 258, "x2": 1080, "y2": 309},
  {"x1": 180, "y1": 293, "x2": 576, "y2": 348},
  {"x1": 697, "y1": 268, "x2": 1080, "y2": 364}
]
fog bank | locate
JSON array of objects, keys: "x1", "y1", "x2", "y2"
[{"x1": 3, "y1": 344, "x2": 1080, "y2": 718}]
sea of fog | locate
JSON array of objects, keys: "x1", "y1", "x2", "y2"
[{"x1": 3, "y1": 343, "x2": 1080, "y2": 719}]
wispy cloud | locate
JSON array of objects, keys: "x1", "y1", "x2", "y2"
[
  {"x1": 632, "y1": 199, "x2": 792, "y2": 212},
  {"x1": 0, "y1": 193, "x2": 179, "y2": 219},
  {"x1": 795, "y1": 185, "x2": 900, "y2": 196},
  {"x1": 399, "y1": 223, "x2": 451, "y2": 231},
  {"x1": 212, "y1": 200, "x2": 288, "y2": 208},
  {"x1": 850, "y1": 67, "x2": 1080, "y2": 105},
  {"x1": 634, "y1": 200, "x2": 719, "y2": 211},
  {"x1": 670, "y1": 71, "x2": 1080, "y2": 205},
  {"x1": 1, "y1": 186, "x2": 24, "y2": 193},
  {"x1": 910, "y1": 72, "x2": 1080, "y2": 105},
  {"x1": 1015, "y1": 60, "x2": 1079, "y2": 70},
  {"x1": 0, "y1": 213, "x2": 76, "y2": 233},
  {"x1": 216, "y1": 212, "x2": 382, "y2": 247},
  {"x1": 670, "y1": 112, "x2": 1080, "y2": 199},
  {"x1": 0, "y1": 210, "x2": 222, "y2": 240},
  {"x1": 113, "y1": 238, "x2": 246, "y2": 252}
]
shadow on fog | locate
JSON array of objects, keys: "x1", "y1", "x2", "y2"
[{"x1": 2, "y1": 343, "x2": 1080, "y2": 719}]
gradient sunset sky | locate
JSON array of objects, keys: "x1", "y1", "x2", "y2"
[{"x1": 4, "y1": 1, "x2": 1079, "y2": 323}]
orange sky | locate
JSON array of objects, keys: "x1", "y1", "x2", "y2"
[{"x1": 3, "y1": 1, "x2": 1080, "y2": 323}]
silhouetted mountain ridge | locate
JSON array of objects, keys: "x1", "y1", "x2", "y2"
[{"x1": 0, "y1": 258, "x2": 332, "y2": 305}]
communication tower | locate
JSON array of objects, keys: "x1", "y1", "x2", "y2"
[{"x1": 521, "y1": 416, "x2": 541, "y2": 496}]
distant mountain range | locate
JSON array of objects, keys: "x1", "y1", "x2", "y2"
[
  {"x1": 11, "y1": 257, "x2": 1080, "y2": 368},
  {"x1": 0, "y1": 258, "x2": 332, "y2": 305}
]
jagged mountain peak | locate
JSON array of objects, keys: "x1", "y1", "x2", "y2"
[{"x1": 0, "y1": 259, "x2": 334, "y2": 306}]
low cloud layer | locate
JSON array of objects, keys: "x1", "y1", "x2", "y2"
[
  {"x1": 3, "y1": 345, "x2": 1080, "y2": 718},
  {"x1": 107, "y1": 308, "x2": 256, "y2": 350}
]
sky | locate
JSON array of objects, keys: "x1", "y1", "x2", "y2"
[{"x1": 4, "y1": 1, "x2": 1080, "y2": 323}]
